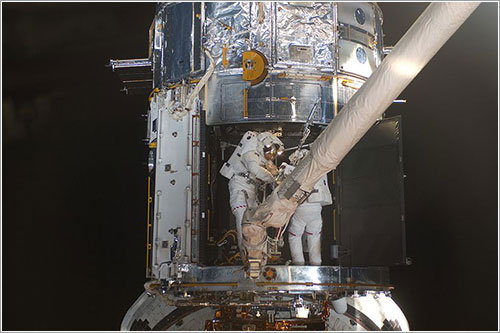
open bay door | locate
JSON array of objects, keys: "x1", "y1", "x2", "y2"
[{"x1": 335, "y1": 116, "x2": 406, "y2": 267}]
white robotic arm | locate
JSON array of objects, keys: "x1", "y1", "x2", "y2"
[{"x1": 241, "y1": 2, "x2": 480, "y2": 275}]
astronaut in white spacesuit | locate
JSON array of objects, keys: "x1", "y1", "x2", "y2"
[
  {"x1": 220, "y1": 131, "x2": 284, "y2": 250},
  {"x1": 282, "y1": 149, "x2": 332, "y2": 265}
]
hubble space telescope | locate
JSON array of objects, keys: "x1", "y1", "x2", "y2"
[{"x1": 110, "y1": 2, "x2": 478, "y2": 330}]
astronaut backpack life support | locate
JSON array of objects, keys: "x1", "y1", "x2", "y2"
[
  {"x1": 307, "y1": 174, "x2": 333, "y2": 206},
  {"x1": 284, "y1": 149, "x2": 333, "y2": 207},
  {"x1": 219, "y1": 131, "x2": 259, "y2": 180}
]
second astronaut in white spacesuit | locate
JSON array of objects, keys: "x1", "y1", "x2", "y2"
[
  {"x1": 220, "y1": 131, "x2": 284, "y2": 250},
  {"x1": 282, "y1": 149, "x2": 332, "y2": 265}
]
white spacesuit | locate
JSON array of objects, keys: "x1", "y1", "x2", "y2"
[
  {"x1": 283, "y1": 149, "x2": 332, "y2": 265},
  {"x1": 220, "y1": 131, "x2": 284, "y2": 250}
]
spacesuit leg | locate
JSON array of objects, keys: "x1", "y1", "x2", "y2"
[
  {"x1": 228, "y1": 177, "x2": 257, "y2": 249},
  {"x1": 287, "y1": 207, "x2": 307, "y2": 265},
  {"x1": 232, "y1": 208, "x2": 246, "y2": 249},
  {"x1": 303, "y1": 203, "x2": 323, "y2": 266}
]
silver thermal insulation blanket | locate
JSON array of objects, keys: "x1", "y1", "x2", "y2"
[{"x1": 204, "y1": 2, "x2": 336, "y2": 70}]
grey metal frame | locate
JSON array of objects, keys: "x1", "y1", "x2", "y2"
[{"x1": 147, "y1": 1, "x2": 390, "y2": 291}]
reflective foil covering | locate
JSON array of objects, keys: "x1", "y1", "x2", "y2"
[
  {"x1": 249, "y1": 2, "x2": 273, "y2": 63},
  {"x1": 204, "y1": 2, "x2": 337, "y2": 71},
  {"x1": 204, "y1": 2, "x2": 252, "y2": 69},
  {"x1": 153, "y1": 2, "x2": 385, "y2": 125},
  {"x1": 275, "y1": 2, "x2": 335, "y2": 69}
]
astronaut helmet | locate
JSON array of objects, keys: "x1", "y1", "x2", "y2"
[{"x1": 257, "y1": 132, "x2": 284, "y2": 160}]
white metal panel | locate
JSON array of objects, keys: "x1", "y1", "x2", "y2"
[
  {"x1": 152, "y1": 90, "x2": 194, "y2": 278},
  {"x1": 338, "y1": 39, "x2": 377, "y2": 79},
  {"x1": 337, "y1": 2, "x2": 377, "y2": 35}
]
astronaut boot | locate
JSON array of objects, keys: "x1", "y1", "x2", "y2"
[{"x1": 241, "y1": 223, "x2": 268, "y2": 279}]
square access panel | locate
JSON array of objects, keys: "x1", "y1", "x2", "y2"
[{"x1": 335, "y1": 116, "x2": 406, "y2": 267}]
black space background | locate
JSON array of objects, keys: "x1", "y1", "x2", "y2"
[{"x1": 1, "y1": 2, "x2": 498, "y2": 331}]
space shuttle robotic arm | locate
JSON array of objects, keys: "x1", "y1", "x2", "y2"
[{"x1": 241, "y1": 2, "x2": 480, "y2": 275}]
